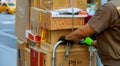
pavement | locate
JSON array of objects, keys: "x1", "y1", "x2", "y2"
[
  {"x1": 0, "y1": 13, "x2": 17, "y2": 66},
  {"x1": 0, "y1": 13, "x2": 17, "y2": 49}
]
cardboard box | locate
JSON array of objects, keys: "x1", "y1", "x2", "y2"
[
  {"x1": 30, "y1": 23, "x2": 73, "y2": 45},
  {"x1": 40, "y1": 42, "x2": 89, "y2": 52},
  {"x1": 34, "y1": 0, "x2": 40, "y2": 8},
  {"x1": 40, "y1": 0, "x2": 87, "y2": 10},
  {"x1": 15, "y1": 0, "x2": 31, "y2": 42},
  {"x1": 30, "y1": 0, "x2": 40, "y2": 7},
  {"x1": 41, "y1": 11, "x2": 85, "y2": 30},
  {"x1": 70, "y1": 0, "x2": 87, "y2": 10},
  {"x1": 40, "y1": 0, "x2": 69, "y2": 10},
  {"x1": 17, "y1": 40, "x2": 26, "y2": 66},
  {"x1": 30, "y1": 0, "x2": 34, "y2": 7},
  {"x1": 29, "y1": 43, "x2": 96, "y2": 66},
  {"x1": 47, "y1": 29, "x2": 73, "y2": 44},
  {"x1": 30, "y1": 8, "x2": 85, "y2": 30},
  {"x1": 41, "y1": 44, "x2": 90, "y2": 66},
  {"x1": 29, "y1": 43, "x2": 91, "y2": 66},
  {"x1": 44, "y1": 51, "x2": 89, "y2": 66},
  {"x1": 25, "y1": 48, "x2": 30, "y2": 66},
  {"x1": 30, "y1": 7, "x2": 42, "y2": 36},
  {"x1": 30, "y1": 7, "x2": 84, "y2": 32}
]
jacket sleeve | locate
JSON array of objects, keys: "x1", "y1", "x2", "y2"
[
  {"x1": 65, "y1": 3, "x2": 115, "y2": 41},
  {"x1": 88, "y1": 3, "x2": 115, "y2": 33},
  {"x1": 65, "y1": 23, "x2": 96, "y2": 41}
]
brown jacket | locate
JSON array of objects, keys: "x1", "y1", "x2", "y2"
[{"x1": 66, "y1": 0, "x2": 120, "y2": 65}]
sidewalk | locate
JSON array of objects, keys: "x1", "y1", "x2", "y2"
[{"x1": 0, "y1": 44, "x2": 16, "y2": 66}]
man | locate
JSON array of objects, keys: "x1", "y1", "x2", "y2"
[{"x1": 59, "y1": 0, "x2": 120, "y2": 66}]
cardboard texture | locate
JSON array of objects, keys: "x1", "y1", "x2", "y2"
[
  {"x1": 40, "y1": 0, "x2": 87, "y2": 10},
  {"x1": 41, "y1": 12, "x2": 85, "y2": 30},
  {"x1": 34, "y1": 0, "x2": 40, "y2": 8},
  {"x1": 40, "y1": 42, "x2": 89, "y2": 52},
  {"x1": 30, "y1": 7, "x2": 42, "y2": 36},
  {"x1": 42, "y1": 47, "x2": 90, "y2": 66},
  {"x1": 40, "y1": 0, "x2": 68, "y2": 10},
  {"x1": 30, "y1": 7, "x2": 84, "y2": 31},
  {"x1": 15, "y1": 0, "x2": 30, "y2": 42},
  {"x1": 45, "y1": 51, "x2": 89, "y2": 66},
  {"x1": 30, "y1": 0, "x2": 34, "y2": 7},
  {"x1": 30, "y1": 0, "x2": 40, "y2": 7},
  {"x1": 70, "y1": 0, "x2": 87, "y2": 10},
  {"x1": 25, "y1": 48, "x2": 30, "y2": 66},
  {"x1": 17, "y1": 40, "x2": 26, "y2": 66},
  {"x1": 31, "y1": 43, "x2": 96, "y2": 66},
  {"x1": 44, "y1": 29, "x2": 72, "y2": 44}
]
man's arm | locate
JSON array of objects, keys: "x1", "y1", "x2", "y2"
[{"x1": 65, "y1": 23, "x2": 96, "y2": 41}]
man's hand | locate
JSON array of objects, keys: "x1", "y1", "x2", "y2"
[
  {"x1": 79, "y1": 37, "x2": 93, "y2": 46},
  {"x1": 58, "y1": 36, "x2": 74, "y2": 44}
]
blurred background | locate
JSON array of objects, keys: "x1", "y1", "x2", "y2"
[{"x1": 0, "y1": 0, "x2": 16, "y2": 66}]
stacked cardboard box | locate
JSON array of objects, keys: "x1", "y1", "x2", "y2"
[
  {"x1": 31, "y1": 0, "x2": 87, "y2": 10},
  {"x1": 32, "y1": 44, "x2": 90, "y2": 66},
  {"x1": 40, "y1": 0, "x2": 87, "y2": 10},
  {"x1": 15, "y1": 0, "x2": 31, "y2": 66},
  {"x1": 16, "y1": 40, "x2": 26, "y2": 66},
  {"x1": 40, "y1": 11, "x2": 85, "y2": 30},
  {"x1": 15, "y1": 0, "x2": 97, "y2": 66},
  {"x1": 25, "y1": 48, "x2": 30, "y2": 66},
  {"x1": 30, "y1": 7, "x2": 85, "y2": 44}
]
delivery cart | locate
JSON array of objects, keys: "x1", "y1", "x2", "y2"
[
  {"x1": 52, "y1": 41, "x2": 95, "y2": 66},
  {"x1": 52, "y1": 0, "x2": 95, "y2": 66}
]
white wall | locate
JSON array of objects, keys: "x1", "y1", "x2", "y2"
[{"x1": 0, "y1": 44, "x2": 16, "y2": 66}]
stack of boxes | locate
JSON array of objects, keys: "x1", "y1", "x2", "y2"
[
  {"x1": 15, "y1": 0, "x2": 96, "y2": 66},
  {"x1": 15, "y1": 0, "x2": 30, "y2": 66}
]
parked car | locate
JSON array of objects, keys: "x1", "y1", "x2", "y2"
[{"x1": 0, "y1": 1, "x2": 16, "y2": 14}]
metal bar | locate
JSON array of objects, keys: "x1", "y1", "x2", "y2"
[
  {"x1": 70, "y1": 0, "x2": 74, "y2": 32},
  {"x1": 90, "y1": 46, "x2": 93, "y2": 66},
  {"x1": 60, "y1": 43, "x2": 71, "y2": 66},
  {"x1": 52, "y1": 41, "x2": 64, "y2": 66}
]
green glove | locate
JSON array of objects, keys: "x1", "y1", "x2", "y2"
[{"x1": 80, "y1": 37, "x2": 93, "y2": 46}]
